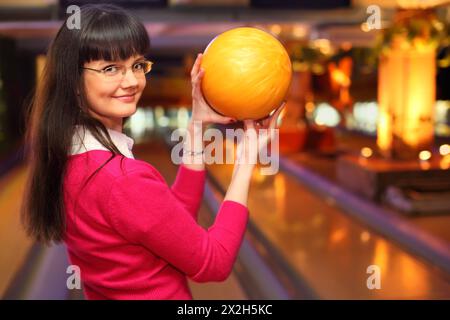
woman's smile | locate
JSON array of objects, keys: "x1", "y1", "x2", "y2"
[{"x1": 112, "y1": 93, "x2": 136, "y2": 103}]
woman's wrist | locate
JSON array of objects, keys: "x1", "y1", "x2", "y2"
[
  {"x1": 225, "y1": 162, "x2": 254, "y2": 206},
  {"x1": 181, "y1": 120, "x2": 205, "y2": 168},
  {"x1": 231, "y1": 162, "x2": 254, "y2": 180},
  {"x1": 185, "y1": 120, "x2": 204, "y2": 150},
  {"x1": 189, "y1": 116, "x2": 208, "y2": 129}
]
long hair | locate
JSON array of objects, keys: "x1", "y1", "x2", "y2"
[{"x1": 21, "y1": 4, "x2": 150, "y2": 244}]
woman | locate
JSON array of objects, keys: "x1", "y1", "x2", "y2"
[{"x1": 21, "y1": 4, "x2": 283, "y2": 300}]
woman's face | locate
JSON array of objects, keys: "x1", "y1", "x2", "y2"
[{"x1": 82, "y1": 54, "x2": 146, "y2": 131}]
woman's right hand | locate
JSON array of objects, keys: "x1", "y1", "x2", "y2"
[{"x1": 190, "y1": 53, "x2": 236, "y2": 126}]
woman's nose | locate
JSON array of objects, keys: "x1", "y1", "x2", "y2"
[{"x1": 121, "y1": 68, "x2": 139, "y2": 87}]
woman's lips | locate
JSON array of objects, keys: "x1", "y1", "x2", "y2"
[{"x1": 113, "y1": 93, "x2": 136, "y2": 103}]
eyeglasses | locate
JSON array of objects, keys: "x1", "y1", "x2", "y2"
[{"x1": 81, "y1": 60, "x2": 153, "y2": 82}]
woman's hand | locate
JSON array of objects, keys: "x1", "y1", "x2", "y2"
[
  {"x1": 236, "y1": 102, "x2": 285, "y2": 166},
  {"x1": 190, "y1": 53, "x2": 236, "y2": 126}
]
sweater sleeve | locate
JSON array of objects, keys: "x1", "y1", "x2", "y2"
[
  {"x1": 170, "y1": 164, "x2": 206, "y2": 221},
  {"x1": 106, "y1": 167, "x2": 249, "y2": 282}
]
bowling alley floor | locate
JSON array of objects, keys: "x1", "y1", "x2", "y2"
[
  {"x1": 206, "y1": 162, "x2": 450, "y2": 299},
  {"x1": 0, "y1": 140, "x2": 248, "y2": 300},
  {"x1": 289, "y1": 130, "x2": 450, "y2": 244},
  {"x1": 137, "y1": 133, "x2": 450, "y2": 299},
  {"x1": 1, "y1": 133, "x2": 449, "y2": 299}
]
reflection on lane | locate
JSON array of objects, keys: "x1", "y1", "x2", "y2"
[
  {"x1": 287, "y1": 133, "x2": 450, "y2": 245},
  {"x1": 207, "y1": 158, "x2": 450, "y2": 299}
]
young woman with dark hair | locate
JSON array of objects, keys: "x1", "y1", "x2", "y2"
[{"x1": 21, "y1": 4, "x2": 283, "y2": 299}]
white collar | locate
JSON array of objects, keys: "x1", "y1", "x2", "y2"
[{"x1": 70, "y1": 125, "x2": 135, "y2": 159}]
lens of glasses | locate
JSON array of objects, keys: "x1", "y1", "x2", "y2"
[
  {"x1": 140, "y1": 61, "x2": 153, "y2": 74},
  {"x1": 101, "y1": 61, "x2": 153, "y2": 81}
]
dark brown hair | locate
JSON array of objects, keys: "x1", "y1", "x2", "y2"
[{"x1": 21, "y1": 4, "x2": 150, "y2": 244}]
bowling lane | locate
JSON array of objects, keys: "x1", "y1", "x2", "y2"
[
  {"x1": 2, "y1": 132, "x2": 448, "y2": 299},
  {"x1": 0, "y1": 165, "x2": 33, "y2": 297},
  {"x1": 206, "y1": 159, "x2": 450, "y2": 299},
  {"x1": 292, "y1": 130, "x2": 450, "y2": 245}
]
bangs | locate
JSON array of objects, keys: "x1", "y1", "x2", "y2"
[{"x1": 79, "y1": 6, "x2": 150, "y2": 64}]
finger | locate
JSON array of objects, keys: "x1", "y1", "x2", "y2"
[
  {"x1": 190, "y1": 53, "x2": 203, "y2": 78},
  {"x1": 273, "y1": 104, "x2": 285, "y2": 121},
  {"x1": 192, "y1": 70, "x2": 206, "y2": 100},
  {"x1": 272, "y1": 101, "x2": 286, "y2": 117},
  {"x1": 192, "y1": 53, "x2": 202, "y2": 75},
  {"x1": 260, "y1": 103, "x2": 283, "y2": 128},
  {"x1": 269, "y1": 103, "x2": 285, "y2": 130},
  {"x1": 255, "y1": 113, "x2": 271, "y2": 123},
  {"x1": 192, "y1": 68, "x2": 205, "y2": 87},
  {"x1": 261, "y1": 117, "x2": 271, "y2": 128},
  {"x1": 244, "y1": 119, "x2": 255, "y2": 131},
  {"x1": 218, "y1": 118, "x2": 237, "y2": 125},
  {"x1": 257, "y1": 101, "x2": 286, "y2": 127},
  {"x1": 211, "y1": 113, "x2": 236, "y2": 124}
]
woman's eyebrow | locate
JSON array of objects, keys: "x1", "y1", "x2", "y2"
[
  {"x1": 97, "y1": 60, "x2": 116, "y2": 67},
  {"x1": 95, "y1": 57, "x2": 145, "y2": 68}
]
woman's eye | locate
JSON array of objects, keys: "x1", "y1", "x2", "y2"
[
  {"x1": 103, "y1": 66, "x2": 119, "y2": 74},
  {"x1": 133, "y1": 62, "x2": 144, "y2": 70}
]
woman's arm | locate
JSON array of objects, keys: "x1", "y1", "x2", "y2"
[
  {"x1": 169, "y1": 121, "x2": 206, "y2": 221},
  {"x1": 106, "y1": 167, "x2": 249, "y2": 282},
  {"x1": 169, "y1": 53, "x2": 235, "y2": 218},
  {"x1": 223, "y1": 110, "x2": 284, "y2": 207},
  {"x1": 223, "y1": 163, "x2": 254, "y2": 207}
]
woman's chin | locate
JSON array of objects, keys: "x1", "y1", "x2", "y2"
[{"x1": 112, "y1": 102, "x2": 137, "y2": 116}]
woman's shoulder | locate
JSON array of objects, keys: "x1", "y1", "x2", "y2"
[{"x1": 67, "y1": 150, "x2": 165, "y2": 183}]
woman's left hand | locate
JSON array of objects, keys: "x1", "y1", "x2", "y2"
[
  {"x1": 190, "y1": 53, "x2": 237, "y2": 126},
  {"x1": 236, "y1": 102, "x2": 285, "y2": 165}
]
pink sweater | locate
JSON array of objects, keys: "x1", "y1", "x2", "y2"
[{"x1": 63, "y1": 129, "x2": 249, "y2": 300}]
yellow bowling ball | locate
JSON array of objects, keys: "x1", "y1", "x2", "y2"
[{"x1": 201, "y1": 27, "x2": 292, "y2": 120}]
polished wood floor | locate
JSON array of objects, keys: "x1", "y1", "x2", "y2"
[{"x1": 1, "y1": 135, "x2": 449, "y2": 299}]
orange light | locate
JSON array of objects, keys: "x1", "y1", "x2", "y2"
[
  {"x1": 361, "y1": 22, "x2": 370, "y2": 32},
  {"x1": 419, "y1": 150, "x2": 432, "y2": 161},
  {"x1": 361, "y1": 147, "x2": 373, "y2": 158},
  {"x1": 330, "y1": 69, "x2": 351, "y2": 87},
  {"x1": 439, "y1": 144, "x2": 450, "y2": 156},
  {"x1": 292, "y1": 25, "x2": 307, "y2": 39},
  {"x1": 360, "y1": 231, "x2": 371, "y2": 243},
  {"x1": 270, "y1": 24, "x2": 282, "y2": 36},
  {"x1": 377, "y1": 41, "x2": 436, "y2": 159}
]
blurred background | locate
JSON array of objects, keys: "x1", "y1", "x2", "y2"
[{"x1": 0, "y1": 0, "x2": 449, "y2": 299}]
